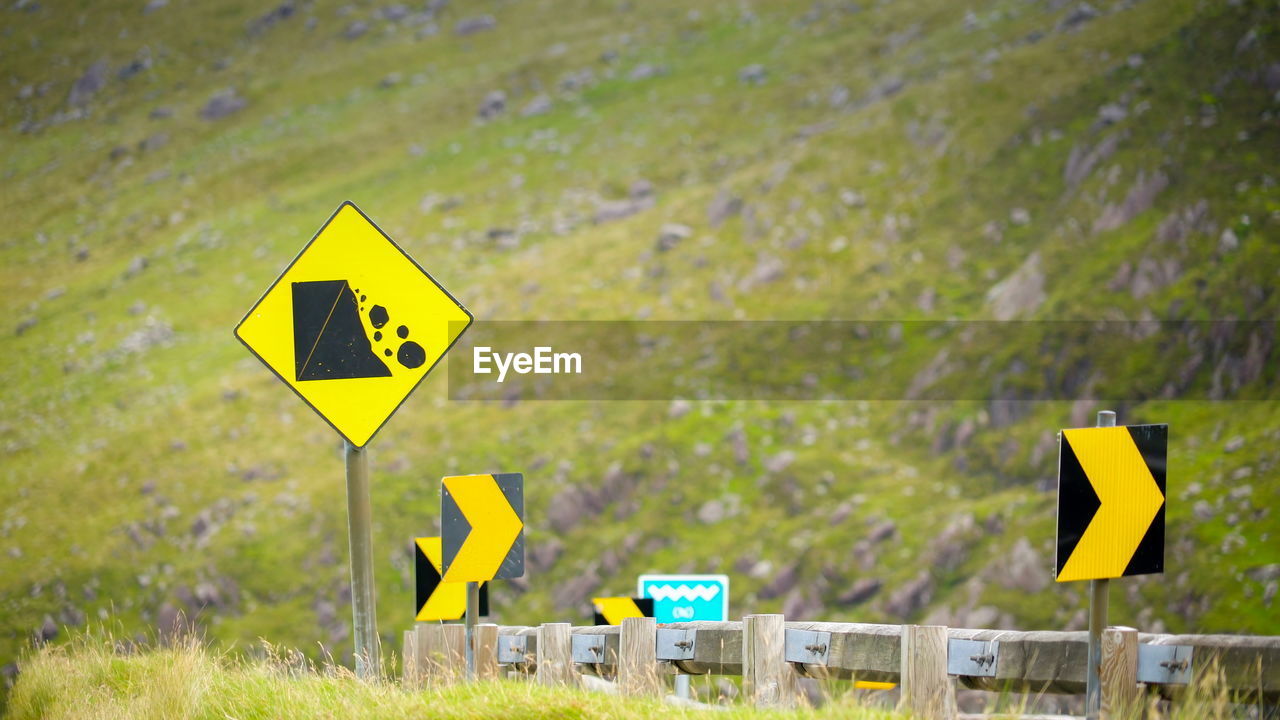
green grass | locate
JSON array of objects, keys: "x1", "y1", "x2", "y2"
[{"x1": 7, "y1": 632, "x2": 907, "y2": 720}]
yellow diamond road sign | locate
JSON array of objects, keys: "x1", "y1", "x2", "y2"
[{"x1": 234, "y1": 202, "x2": 472, "y2": 447}]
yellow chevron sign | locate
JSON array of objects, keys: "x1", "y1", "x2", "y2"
[
  {"x1": 592, "y1": 597, "x2": 654, "y2": 625},
  {"x1": 1055, "y1": 424, "x2": 1167, "y2": 582},
  {"x1": 441, "y1": 473, "x2": 524, "y2": 583},
  {"x1": 414, "y1": 537, "x2": 488, "y2": 621}
]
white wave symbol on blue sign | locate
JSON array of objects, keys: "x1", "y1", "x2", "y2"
[{"x1": 645, "y1": 583, "x2": 722, "y2": 602}]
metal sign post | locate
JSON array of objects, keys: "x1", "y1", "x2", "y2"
[
  {"x1": 345, "y1": 441, "x2": 381, "y2": 679},
  {"x1": 1083, "y1": 409, "x2": 1115, "y2": 720},
  {"x1": 465, "y1": 581, "x2": 479, "y2": 679}
]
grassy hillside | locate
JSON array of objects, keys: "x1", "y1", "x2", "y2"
[{"x1": 1, "y1": 0, "x2": 1277, "y2": 699}]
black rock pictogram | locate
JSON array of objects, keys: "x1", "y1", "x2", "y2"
[{"x1": 292, "y1": 280, "x2": 392, "y2": 381}]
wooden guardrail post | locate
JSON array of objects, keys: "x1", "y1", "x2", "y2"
[
  {"x1": 743, "y1": 614, "x2": 794, "y2": 707},
  {"x1": 473, "y1": 623, "x2": 499, "y2": 681},
  {"x1": 538, "y1": 623, "x2": 576, "y2": 686},
  {"x1": 619, "y1": 617, "x2": 660, "y2": 696},
  {"x1": 1100, "y1": 626, "x2": 1138, "y2": 720},
  {"x1": 900, "y1": 624, "x2": 956, "y2": 720},
  {"x1": 440, "y1": 624, "x2": 466, "y2": 684},
  {"x1": 414, "y1": 624, "x2": 440, "y2": 686},
  {"x1": 402, "y1": 630, "x2": 418, "y2": 688}
]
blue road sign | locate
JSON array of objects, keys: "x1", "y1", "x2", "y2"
[{"x1": 637, "y1": 574, "x2": 729, "y2": 623}]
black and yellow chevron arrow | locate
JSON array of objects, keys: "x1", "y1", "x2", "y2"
[
  {"x1": 441, "y1": 473, "x2": 524, "y2": 583},
  {"x1": 591, "y1": 597, "x2": 654, "y2": 625},
  {"x1": 1055, "y1": 424, "x2": 1167, "y2": 582},
  {"x1": 415, "y1": 537, "x2": 488, "y2": 621}
]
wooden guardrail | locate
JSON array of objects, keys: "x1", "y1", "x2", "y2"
[{"x1": 402, "y1": 616, "x2": 1280, "y2": 719}]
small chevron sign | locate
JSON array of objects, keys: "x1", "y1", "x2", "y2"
[
  {"x1": 1055, "y1": 424, "x2": 1168, "y2": 582},
  {"x1": 591, "y1": 597, "x2": 654, "y2": 626},
  {"x1": 414, "y1": 537, "x2": 488, "y2": 621}
]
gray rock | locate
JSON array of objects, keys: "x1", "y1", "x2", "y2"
[
  {"x1": 1097, "y1": 103, "x2": 1127, "y2": 126},
  {"x1": 68, "y1": 60, "x2": 109, "y2": 107},
  {"x1": 454, "y1": 15, "x2": 496, "y2": 36},
  {"x1": 150, "y1": 106, "x2": 174, "y2": 120},
  {"x1": 552, "y1": 565, "x2": 600, "y2": 608},
  {"x1": 758, "y1": 562, "x2": 800, "y2": 600},
  {"x1": 696, "y1": 499, "x2": 726, "y2": 525},
  {"x1": 782, "y1": 589, "x2": 820, "y2": 619},
  {"x1": 477, "y1": 90, "x2": 506, "y2": 120},
  {"x1": 379, "y1": 4, "x2": 409, "y2": 21},
  {"x1": 1264, "y1": 63, "x2": 1280, "y2": 94},
  {"x1": 836, "y1": 577, "x2": 881, "y2": 605},
  {"x1": 1225, "y1": 435, "x2": 1244, "y2": 453},
  {"x1": 986, "y1": 251, "x2": 1045, "y2": 320},
  {"x1": 1057, "y1": 3, "x2": 1099, "y2": 32},
  {"x1": 1093, "y1": 170, "x2": 1169, "y2": 234},
  {"x1": 668, "y1": 399, "x2": 691, "y2": 419},
  {"x1": 246, "y1": 2, "x2": 296, "y2": 35},
  {"x1": 727, "y1": 427, "x2": 750, "y2": 464},
  {"x1": 143, "y1": 0, "x2": 167, "y2": 13},
  {"x1": 379, "y1": 73, "x2": 401, "y2": 88},
  {"x1": 867, "y1": 519, "x2": 897, "y2": 544},
  {"x1": 629, "y1": 63, "x2": 665, "y2": 81},
  {"x1": 593, "y1": 181, "x2": 656, "y2": 224},
  {"x1": 884, "y1": 572, "x2": 933, "y2": 617},
  {"x1": 707, "y1": 189, "x2": 742, "y2": 227},
  {"x1": 1127, "y1": 256, "x2": 1181, "y2": 299},
  {"x1": 200, "y1": 89, "x2": 247, "y2": 120},
  {"x1": 738, "y1": 64, "x2": 767, "y2": 85},
  {"x1": 839, "y1": 188, "x2": 866, "y2": 208},
  {"x1": 829, "y1": 85, "x2": 851, "y2": 108},
  {"x1": 559, "y1": 68, "x2": 595, "y2": 92},
  {"x1": 519, "y1": 94, "x2": 552, "y2": 117},
  {"x1": 343, "y1": 21, "x2": 368, "y2": 39},
  {"x1": 1009, "y1": 207, "x2": 1031, "y2": 226},
  {"x1": 37, "y1": 616, "x2": 58, "y2": 643},
  {"x1": 737, "y1": 254, "x2": 785, "y2": 290},
  {"x1": 1063, "y1": 131, "x2": 1122, "y2": 187},
  {"x1": 1001, "y1": 537, "x2": 1047, "y2": 593},
  {"x1": 117, "y1": 54, "x2": 152, "y2": 81},
  {"x1": 528, "y1": 538, "x2": 563, "y2": 572},
  {"x1": 655, "y1": 223, "x2": 691, "y2": 252},
  {"x1": 1155, "y1": 200, "x2": 1212, "y2": 245},
  {"x1": 138, "y1": 133, "x2": 168, "y2": 152},
  {"x1": 1219, "y1": 228, "x2": 1239, "y2": 253},
  {"x1": 764, "y1": 450, "x2": 795, "y2": 473}
]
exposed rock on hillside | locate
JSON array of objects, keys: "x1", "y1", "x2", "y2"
[
  {"x1": 986, "y1": 251, "x2": 1045, "y2": 320},
  {"x1": 201, "y1": 89, "x2": 247, "y2": 120},
  {"x1": 68, "y1": 60, "x2": 108, "y2": 107}
]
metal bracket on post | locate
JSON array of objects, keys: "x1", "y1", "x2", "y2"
[
  {"x1": 497, "y1": 635, "x2": 528, "y2": 665},
  {"x1": 571, "y1": 634, "x2": 609, "y2": 665},
  {"x1": 784, "y1": 629, "x2": 832, "y2": 666},
  {"x1": 656, "y1": 628, "x2": 697, "y2": 661},
  {"x1": 948, "y1": 638, "x2": 1000, "y2": 678},
  {"x1": 1137, "y1": 645, "x2": 1194, "y2": 685}
]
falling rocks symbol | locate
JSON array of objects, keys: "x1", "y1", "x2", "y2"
[{"x1": 292, "y1": 280, "x2": 428, "y2": 380}]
